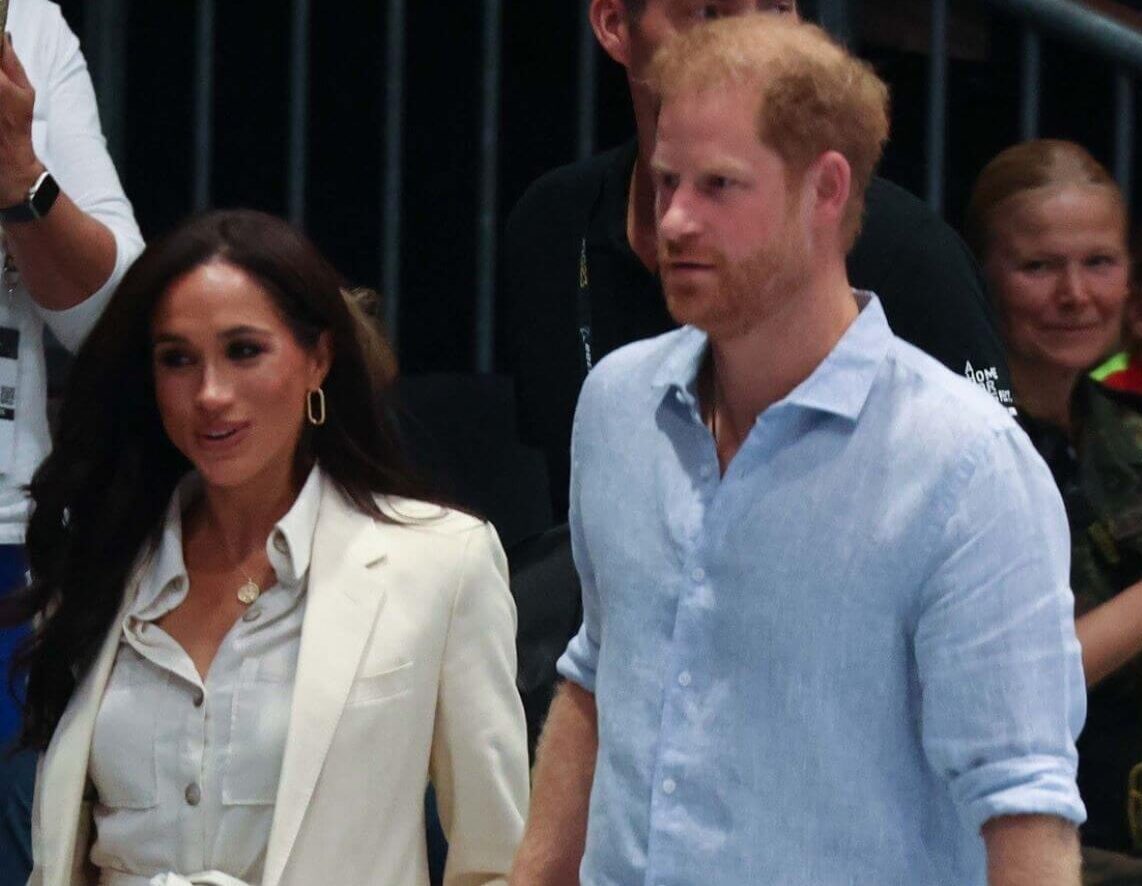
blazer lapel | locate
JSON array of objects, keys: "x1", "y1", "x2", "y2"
[{"x1": 261, "y1": 479, "x2": 388, "y2": 886}]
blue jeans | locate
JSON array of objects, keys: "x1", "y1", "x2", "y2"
[
  {"x1": 0, "y1": 545, "x2": 26, "y2": 744},
  {"x1": 0, "y1": 544, "x2": 31, "y2": 885},
  {"x1": 0, "y1": 748, "x2": 32, "y2": 885}
]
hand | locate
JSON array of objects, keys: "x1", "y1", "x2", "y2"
[{"x1": 0, "y1": 33, "x2": 43, "y2": 206}]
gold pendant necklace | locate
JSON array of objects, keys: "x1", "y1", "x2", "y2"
[
  {"x1": 218, "y1": 532, "x2": 262, "y2": 605},
  {"x1": 236, "y1": 576, "x2": 261, "y2": 605}
]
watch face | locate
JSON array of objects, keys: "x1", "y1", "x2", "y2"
[
  {"x1": 29, "y1": 173, "x2": 60, "y2": 220},
  {"x1": 0, "y1": 172, "x2": 58, "y2": 224}
]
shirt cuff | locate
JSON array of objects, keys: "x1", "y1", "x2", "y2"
[
  {"x1": 556, "y1": 622, "x2": 598, "y2": 694},
  {"x1": 948, "y1": 754, "x2": 1087, "y2": 833}
]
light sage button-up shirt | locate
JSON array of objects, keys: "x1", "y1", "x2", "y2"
[
  {"x1": 88, "y1": 467, "x2": 322, "y2": 882},
  {"x1": 559, "y1": 294, "x2": 1086, "y2": 885}
]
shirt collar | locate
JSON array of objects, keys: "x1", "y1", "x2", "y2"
[
  {"x1": 130, "y1": 474, "x2": 198, "y2": 622},
  {"x1": 129, "y1": 464, "x2": 324, "y2": 622},
  {"x1": 268, "y1": 464, "x2": 322, "y2": 588},
  {"x1": 652, "y1": 291, "x2": 892, "y2": 423}
]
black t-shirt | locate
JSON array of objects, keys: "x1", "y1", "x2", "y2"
[{"x1": 503, "y1": 140, "x2": 1015, "y2": 518}]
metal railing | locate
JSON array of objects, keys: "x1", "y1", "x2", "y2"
[
  {"x1": 73, "y1": 0, "x2": 1142, "y2": 371},
  {"x1": 926, "y1": 0, "x2": 1142, "y2": 212}
]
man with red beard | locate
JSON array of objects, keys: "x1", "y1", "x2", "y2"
[
  {"x1": 502, "y1": 0, "x2": 1015, "y2": 523},
  {"x1": 511, "y1": 17, "x2": 1085, "y2": 886}
]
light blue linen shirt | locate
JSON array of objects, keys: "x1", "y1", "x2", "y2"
[{"x1": 558, "y1": 293, "x2": 1086, "y2": 885}]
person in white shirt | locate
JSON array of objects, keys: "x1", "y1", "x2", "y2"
[
  {"x1": 0, "y1": 0, "x2": 143, "y2": 743},
  {"x1": 3, "y1": 209, "x2": 528, "y2": 886}
]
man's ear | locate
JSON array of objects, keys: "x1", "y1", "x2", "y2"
[
  {"x1": 590, "y1": 0, "x2": 634, "y2": 68},
  {"x1": 807, "y1": 151, "x2": 852, "y2": 233}
]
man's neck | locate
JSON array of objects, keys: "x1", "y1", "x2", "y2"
[
  {"x1": 707, "y1": 271, "x2": 858, "y2": 471},
  {"x1": 627, "y1": 86, "x2": 660, "y2": 273}
]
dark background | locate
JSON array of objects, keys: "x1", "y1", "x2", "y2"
[{"x1": 49, "y1": 1, "x2": 1141, "y2": 374}]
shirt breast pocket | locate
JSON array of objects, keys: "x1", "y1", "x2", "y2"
[
  {"x1": 222, "y1": 659, "x2": 295, "y2": 806},
  {"x1": 89, "y1": 654, "x2": 159, "y2": 810},
  {"x1": 345, "y1": 661, "x2": 414, "y2": 707}
]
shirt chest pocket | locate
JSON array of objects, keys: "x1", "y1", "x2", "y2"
[
  {"x1": 223, "y1": 659, "x2": 295, "y2": 806},
  {"x1": 89, "y1": 654, "x2": 160, "y2": 810}
]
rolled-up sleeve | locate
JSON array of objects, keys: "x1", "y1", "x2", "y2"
[
  {"x1": 915, "y1": 425, "x2": 1086, "y2": 833},
  {"x1": 556, "y1": 380, "x2": 603, "y2": 694}
]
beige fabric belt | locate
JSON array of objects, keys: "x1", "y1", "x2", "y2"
[{"x1": 99, "y1": 870, "x2": 251, "y2": 886}]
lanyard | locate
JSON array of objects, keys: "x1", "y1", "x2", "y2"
[{"x1": 577, "y1": 236, "x2": 594, "y2": 376}]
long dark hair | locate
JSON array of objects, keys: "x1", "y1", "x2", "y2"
[{"x1": 1, "y1": 209, "x2": 432, "y2": 750}]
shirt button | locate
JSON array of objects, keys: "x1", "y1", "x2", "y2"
[
  {"x1": 662, "y1": 778, "x2": 676, "y2": 795},
  {"x1": 185, "y1": 783, "x2": 201, "y2": 806},
  {"x1": 678, "y1": 671, "x2": 692, "y2": 687},
  {"x1": 691, "y1": 567, "x2": 706, "y2": 583},
  {"x1": 272, "y1": 532, "x2": 288, "y2": 554},
  {"x1": 192, "y1": 688, "x2": 204, "y2": 708},
  {"x1": 242, "y1": 607, "x2": 262, "y2": 623}
]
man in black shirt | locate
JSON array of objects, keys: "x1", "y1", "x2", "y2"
[{"x1": 503, "y1": 0, "x2": 1015, "y2": 518}]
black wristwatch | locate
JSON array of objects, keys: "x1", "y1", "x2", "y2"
[{"x1": 0, "y1": 170, "x2": 60, "y2": 224}]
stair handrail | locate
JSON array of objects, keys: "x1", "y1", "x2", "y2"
[{"x1": 978, "y1": 0, "x2": 1142, "y2": 72}]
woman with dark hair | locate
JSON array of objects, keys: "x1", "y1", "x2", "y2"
[
  {"x1": 967, "y1": 140, "x2": 1142, "y2": 873},
  {"x1": 2, "y1": 209, "x2": 528, "y2": 885}
]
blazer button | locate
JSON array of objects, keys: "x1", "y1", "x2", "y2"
[{"x1": 185, "y1": 783, "x2": 201, "y2": 806}]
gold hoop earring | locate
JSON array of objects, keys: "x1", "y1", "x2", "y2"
[{"x1": 306, "y1": 387, "x2": 326, "y2": 427}]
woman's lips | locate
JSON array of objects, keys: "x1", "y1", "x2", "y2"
[{"x1": 195, "y1": 422, "x2": 250, "y2": 452}]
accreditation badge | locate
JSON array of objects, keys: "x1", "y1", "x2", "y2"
[{"x1": 0, "y1": 324, "x2": 17, "y2": 474}]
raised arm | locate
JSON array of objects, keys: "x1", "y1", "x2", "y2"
[{"x1": 0, "y1": 13, "x2": 141, "y2": 329}]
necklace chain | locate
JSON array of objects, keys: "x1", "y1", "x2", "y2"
[
  {"x1": 705, "y1": 357, "x2": 721, "y2": 453},
  {"x1": 217, "y1": 533, "x2": 262, "y2": 606}
]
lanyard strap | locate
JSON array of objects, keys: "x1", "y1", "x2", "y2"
[{"x1": 577, "y1": 236, "x2": 594, "y2": 376}]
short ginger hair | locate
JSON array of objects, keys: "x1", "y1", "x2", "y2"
[{"x1": 647, "y1": 15, "x2": 889, "y2": 249}]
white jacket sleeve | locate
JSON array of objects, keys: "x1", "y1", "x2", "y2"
[{"x1": 429, "y1": 521, "x2": 529, "y2": 885}]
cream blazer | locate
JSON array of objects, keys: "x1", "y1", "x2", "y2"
[{"x1": 27, "y1": 475, "x2": 530, "y2": 886}]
